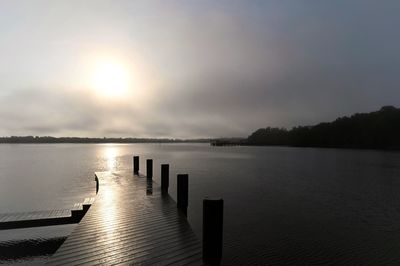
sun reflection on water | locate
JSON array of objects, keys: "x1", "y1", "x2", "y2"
[{"x1": 104, "y1": 147, "x2": 118, "y2": 171}]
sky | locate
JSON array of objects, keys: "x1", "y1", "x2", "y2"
[{"x1": 0, "y1": 0, "x2": 399, "y2": 138}]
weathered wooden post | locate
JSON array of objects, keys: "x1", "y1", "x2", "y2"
[
  {"x1": 177, "y1": 174, "x2": 188, "y2": 216},
  {"x1": 146, "y1": 159, "x2": 153, "y2": 179},
  {"x1": 203, "y1": 198, "x2": 224, "y2": 265},
  {"x1": 161, "y1": 164, "x2": 169, "y2": 192},
  {"x1": 95, "y1": 175, "x2": 99, "y2": 194},
  {"x1": 133, "y1": 156, "x2": 139, "y2": 175}
]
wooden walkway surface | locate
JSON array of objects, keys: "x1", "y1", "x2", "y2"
[
  {"x1": 0, "y1": 198, "x2": 95, "y2": 223},
  {"x1": 0, "y1": 209, "x2": 71, "y2": 223},
  {"x1": 0, "y1": 197, "x2": 96, "y2": 229},
  {"x1": 47, "y1": 171, "x2": 203, "y2": 265}
]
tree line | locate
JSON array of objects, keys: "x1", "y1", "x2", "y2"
[{"x1": 246, "y1": 106, "x2": 400, "y2": 150}]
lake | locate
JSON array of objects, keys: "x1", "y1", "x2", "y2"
[{"x1": 1, "y1": 143, "x2": 400, "y2": 265}]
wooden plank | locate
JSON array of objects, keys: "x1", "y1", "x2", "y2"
[
  {"x1": 0, "y1": 207, "x2": 91, "y2": 229},
  {"x1": 47, "y1": 170, "x2": 202, "y2": 265}
]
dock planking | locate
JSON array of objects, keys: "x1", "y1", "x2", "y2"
[
  {"x1": 0, "y1": 210, "x2": 71, "y2": 223},
  {"x1": 47, "y1": 170, "x2": 203, "y2": 265},
  {"x1": 0, "y1": 197, "x2": 95, "y2": 230}
]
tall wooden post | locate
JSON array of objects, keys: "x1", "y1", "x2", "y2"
[
  {"x1": 133, "y1": 156, "x2": 139, "y2": 175},
  {"x1": 203, "y1": 198, "x2": 224, "y2": 265},
  {"x1": 146, "y1": 159, "x2": 153, "y2": 179},
  {"x1": 177, "y1": 174, "x2": 188, "y2": 216},
  {"x1": 161, "y1": 164, "x2": 169, "y2": 192}
]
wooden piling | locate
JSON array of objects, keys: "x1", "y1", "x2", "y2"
[
  {"x1": 203, "y1": 198, "x2": 224, "y2": 265},
  {"x1": 161, "y1": 164, "x2": 169, "y2": 192},
  {"x1": 133, "y1": 156, "x2": 139, "y2": 175},
  {"x1": 177, "y1": 174, "x2": 188, "y2": 216},
  {"x1": 146, "y1": 159, "x2": 153, "y2": 179},
  {"x1": 95, "y1": 175, "x2": 99, "y2": 194}
]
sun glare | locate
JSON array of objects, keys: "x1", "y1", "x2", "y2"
[
  {"x1": 91, "y1": 62, "x2": 130, "y2": 98},
  {"x1": 104, "y1": 147, "x2": 118, "y2": 171}
]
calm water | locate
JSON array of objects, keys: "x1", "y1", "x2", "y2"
[{"x1": 1, "y1": 143, "x2": 400, "y2": 265}]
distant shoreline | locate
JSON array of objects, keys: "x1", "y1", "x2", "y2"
[
  {"x1": 212, "y1": 141, "x2": 400, "y2": 151},
  {"x1": 0, "y1": 136, "x2": 211, "y2": 144},
  {"x1": 1, "y1": 137, "x2": 400, "y2": 152}
]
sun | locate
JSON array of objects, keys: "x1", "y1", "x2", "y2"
[{"x1": 90, "y1": 61, "x2": 130, "y2": 97}]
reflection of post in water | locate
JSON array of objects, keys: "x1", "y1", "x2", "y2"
[{"x1": 146, "y1": 178, "x2": 153, "y2": 195}]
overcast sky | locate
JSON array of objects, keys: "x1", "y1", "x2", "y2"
[{"x1": 0, "y1": 1, "x2": 399, "y2": 138}]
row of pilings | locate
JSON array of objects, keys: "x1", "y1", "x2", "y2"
[{"x1": 133, "y1": 155, "x2": 223, "y2": 266}]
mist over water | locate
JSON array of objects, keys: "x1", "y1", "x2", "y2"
[{"x1": 1, "y1": 143, "x2": 400, "y2": 265}]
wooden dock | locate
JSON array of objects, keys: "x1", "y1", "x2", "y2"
[{"x1": 47, "y1": 170, "x2": 203, "y2": 265}]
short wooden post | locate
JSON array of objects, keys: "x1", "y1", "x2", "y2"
[
  {"x1": 95, "y1": 175, "x2": 99, "y2": 194},
  {"x1": 133, "y1": 156, "x2": 139, "y2": 175},
  {"x1": 146, "y1": 159, "x2": 153, "y2": 179},
  {"x1": 177, "y1": 174, "x2": 188, "y2": 216},
  {"x1": 161, "y1": 164, "x2": 169, "y2": 192},
  {"x1": 203, "y1": 198, "x2": 224, "y2": 265}
]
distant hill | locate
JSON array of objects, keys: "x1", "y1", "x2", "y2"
[{"x1": 247, "y1": 106, "x2": 400, "y2": 150}]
